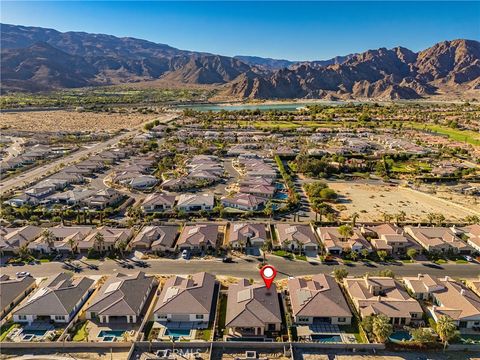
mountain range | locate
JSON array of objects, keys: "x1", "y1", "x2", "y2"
[{"x1": 1, "y1": 23, "x2": 479, "y2": 100}]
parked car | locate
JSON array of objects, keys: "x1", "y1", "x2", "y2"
[
  {"x1": 464, "y1": 255, "x2": 474, "y2": 262},
  {"x1": 181, "y1": 249, "x2": 190, "y2": 260},
  {"x1": 222, "y1": 257, "x2": 234, "y2": 263},
  {"x1": 16, "y1": 271, "x2": 30, "y2": 278}
]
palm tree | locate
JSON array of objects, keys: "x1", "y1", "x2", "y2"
[
  {"x1": 350, "y1": 251, "x2": 359, "y2": 261},
  {"x1": 372, "y1": 314, "x2": 393, "y2": 343},
  {"x1": 263, "y1": 201, "x2": 274, "y2": 219},
  {"x1": 350, "y1": 212, "x2": 359, "y2": 227},
  {"x1": 361, "y1": 249, "x2": 369, "y2": 260},
  {"x1": 115, "y1": 240, "x2": 127, "y2": 259},
  {"x1": 436, "y1": 315, "x2": 458, "y2": 351},
  {"x1": 395, "y1": 211, "x2": 406, "y2": 224},
  {"x1": 426, "y1": 213, "x2": 436, "y2": 225},
  {"x1": 261, "y1": 242, "x2": 269, "y2": 263},
  {"x1": 93, "y1": 233, "x2": 105, "y2": 254},
  {"x1": 18, "y1": 245, "x2": 31, "y2": 260},
  {"x1": 67, "y1": 237, "x2": 77, "y2": 258},
  {"x1": 338, "y1": 225, "x2": 353, "y2": 242},
  {"x1": 42, "y1": 229, "x2": 55, "y2": 251}
]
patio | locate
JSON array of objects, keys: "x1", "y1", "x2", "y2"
[{"x1": 84, "y1": 319, "x2": 139, "y2": 342}]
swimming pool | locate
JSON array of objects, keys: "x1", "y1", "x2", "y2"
[
  {"x1": 274, "y1": 192, "x2": 288, "y2": 200},
  {"x1": 98, "y1": 330, "x2": 125, "y2": 339},
  {"x1": 311, "y1": 334, "x2": 342, "y2": 343},
  {"x1": 389, "y1": 331, "x2": 412, "y2": 343},
  {"x1": 165, "y1": 328, "x2": 191, "y2": 340},
  {"x1": 23, "y1": 329, "x2": 48, "y2": 337}
]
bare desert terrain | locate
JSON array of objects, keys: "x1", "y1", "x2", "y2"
[
  {"x1": 1, "y1": 110, "x2": 156, "y2": 132},
  {"x1": 328, "y1": 181, "x2": 480, "y2": 222}
]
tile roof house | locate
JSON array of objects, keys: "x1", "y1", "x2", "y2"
[
  {"x1": 27, "y1": 226, "x2": 94, "y2": 254},
  {"x1": 404, "y1": 226, "x2": 472, "y2": 254},
  {"x1": 176, "y1": 193, "x2": 214, "y2": 212},
  {"x1": 141, "y1": 193, "x2": 176, "y2": 213},
  {"x1": 276, "y1": 224, "x2": 319, "y2": 252},
  {"x1": 13, "y1": 273, "x2": 94, "y2": 325},
  {"x1": 287, "y1": 274, "x2": 352, "y2": 325},
  {"x1": 456, "y1": 224, "x2": 480, "y2": 253},
  {"x1": 0, "y1": 275, "x2": 36, "y2": 321},
  {"x1": 176, "y1": 224, "x2": 219, "y2": 252},
  {"x1": 85, "y1": 272, "x2": 156, "y2": 323},
  {"x1": 362, "y1": 224, "x2": 419, "y2": 255},
  {"x1": 403, "y1": 274, "x2": 446, "y2": 301},
  {"x1": 228, "y1": 223, "x2": 267, "y2": 249},
  {"x1": 221, "y1": 193, "x2": 266, "y2": 211},
  {"x1": 238, "y1": 185, "x2": 276, "y2": 199},
  {"x1": 154, "y1": 272, "x2": 216, "y2": 327},
  {"x1": 317, "y1": 226, "x2": 372, "y2": 255},
  {"x1": 344, "y1": 276, "x2": 423, "y2": 326},
  {"x1": 427, "y1": 277, "x2": 480, "y2": 331},
  {"x1": 225, "y1": 279, "x2": 282, "y2": 337},
  {"x1": 0, "y1": 226, "x2": 42, "y2": 254},
  {"x1": 77, "y1": 227, "x2": 132, "y2": 253},
  {"x1": 130, "y1": 225, "x2": 179, "y2": 252},
  {"x1": 82, "y1": 188, "x2": 124, "y2": 210}
]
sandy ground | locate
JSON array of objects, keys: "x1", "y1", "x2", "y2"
[
  {"x1": 1, "y1": 110, "x2": 156, "y2": 132},
  {"x1": 328, "y1": 181, "x2": 480, "y2": 222}
]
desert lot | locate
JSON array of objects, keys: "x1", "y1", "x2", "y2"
[
  {"x1": 328, "y1": 181, "x2": 480, "y2": 222},
  {"x1": 1, "y1": 110, "x2": 155, "y2": 132}
]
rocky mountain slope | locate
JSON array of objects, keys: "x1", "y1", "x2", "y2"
[{"x1": 1, "y1": 24, "x2": 479, "y2": 99}]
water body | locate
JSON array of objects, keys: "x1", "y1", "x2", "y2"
[{"x1": 177, "y1": 101, "x2": 346, "y2": 112}]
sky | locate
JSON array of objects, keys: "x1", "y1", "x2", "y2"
[{"x1": 1, "y1": 1, "x2": 479, "y2": 61}]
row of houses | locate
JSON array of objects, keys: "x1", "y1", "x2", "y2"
[
  {"x1": 3, "y1": 271, "x2": 480, "y2": 341},
  {"x1": 2, "y1": 223, "x2": 480, "y2": 257},
  {"x1": 1, "y1": 144, "x2": 72, "y2": 173}
]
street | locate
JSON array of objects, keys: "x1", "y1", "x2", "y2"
[{"x1": 2, "y1": 256, "x2": 479, "y2": 280}]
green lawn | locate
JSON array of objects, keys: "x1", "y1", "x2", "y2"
[
  {"x1": 295, "y1": 255, "x2": 307, "y2": 261},
  {"x1": 71, "y1": 321, "x2": 89, "y2": 342},
  {"x1": 0, "y1": 322, "x2": 18, "y2": 341},
  {"x1": 195, "y1": 328, "x2": 212, "y2": 341},
  {"x1": 272, "y1": 250, "x2": 294, "y2": 260},
  {"x1": 434, "y1": 259, "x2": 448, "y2": 265},
  {"x1": 407, "y1": 122, "x2": 480, "y2": 146},
  {"x1": 216, "y1": 294, "x2": 228, "y2": 337}
]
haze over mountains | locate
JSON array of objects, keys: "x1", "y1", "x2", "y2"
[{"x1": 1, "y1": 23, "x2": 479, "y2": 100}]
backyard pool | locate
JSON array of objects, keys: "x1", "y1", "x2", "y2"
[
  {"x1": 311, "y1": 334, "x2": 342, "y2": 343},
  {"x1": 165, "y1": 328, "x2": 191, "y2": 340},
  {"x1": 23, "y1": 329, "x2": 48, "y2": 337},
  {"x1": 98, "y1": 330, "x2": 125, "y2": 339},
  {"x1": 274, "y1": 192, "x2": 289, "y2": 200},
  {"x1": 389, "y1": 331, "x2": 412, "y2": 343}
]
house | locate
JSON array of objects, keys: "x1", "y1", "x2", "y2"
[
  {"x1": 13, "y1": 273, "x2": 94, "y2": 325},
  {"x1": 82, "y1": 188, "x2": 124, "y2": 210},
  {"x1": 221, "y1": 193, "x2": 266, "y2": 211},
  {"x1": 125, "y1": 174, "x2": 159, "y2": 190},
  {"x1": 456, "y1": 224, "x2": 480, "y2": 253},
  {"x1": 239, "y1": 185, "x2": 275, "y2": 198},
  {"x1": 176, "y1": 193, "x2": 214, "y2": 212},
  {"x1": 362, "y1": 224, "x2": 419, "y2": 255},
  {"x1": 403, "y1": 274, "x2": 446, "y2": 300},
  {"x1": 47, "y1": 189, "x2": 96, "y2": 206},
  {"x1": 228, "y1": 223, "x2": 267, "y2": 249},
  {"x1": 176, "y1": 224, "x2": 219, "y2": 252},
  {"x1": 343, "y1": 276, "x2": 423, "y2": 326},
  {"x1": 0, "y1": 226, "x2": 42, "y2": 255},
  {"x1": 275, "y1": 224, "x2": 319, "y2": 253},
  {"x1": 287, "y1": 274, "x2": 352, "y2": 325},
  {"x1": 404, "y1": 226, "x2": 472, "y2": 254},
  {"x1": 130, "y1": 225, "x2": 179, "y2": 252},
  {"x1": 225, "y1": 279, "x2": 282, "y2": 337},
  {"x1": 27, "y1": 226, "x2": 94, "y2": 254},
  {"x1": 427, "y1": 277, "x2": 480, "y2": 331},
  {"x1": 153, "y1": 272, "x2": 216, "y2": 327},
  {"x1": 77, "y1": 227, "x2": 132, "y2": 253},
  {"x1": 85, "y1": 272, "x2": 155, "y2": 324},
  {"x1": 141, "y1": 193, "x2": 176, "y2": 213},
  {"x1": 317, "y1": 227, "x2": 372, "y2": 255},
  {"x1": 4, "y1": 193, "x2": 40, "y2": 207},
  {"x1": 0, "y1": 275, "x2": 36, "y2": 321}
]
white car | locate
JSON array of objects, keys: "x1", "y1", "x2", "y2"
[
  {"x1": 16, "y1": 271, "x2": 30, "y2": 278},
  {"x1": 181, "y1": 249, "x2": 190, "y2": 260},
  {"x1": 464, "y1": 255, "x2": 474, "y2": 262}
]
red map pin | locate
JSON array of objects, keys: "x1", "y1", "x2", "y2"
[{"x1": 260, "y1": 265, "x2": 277, "y2": 289}]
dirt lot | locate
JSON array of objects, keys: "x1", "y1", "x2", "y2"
[
  {"x1": 327, "y1": 181, "x2": 480, "y2": 222},
  {"x1": 1, "y1": 110, "x2": 156, "y2": 132}
]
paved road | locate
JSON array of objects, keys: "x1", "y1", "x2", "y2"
[
  {"x1": 2, "y1": 256, "x2": 478, "y2": 280},
  {"x1": 0, "y1": 113, "x2": 178, "y2": 195}
]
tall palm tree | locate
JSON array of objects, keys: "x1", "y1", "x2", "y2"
[
  {"x1": 67, "y1": 237, "x2": 77, "y2": 258},
  {"x1": 372, "y1": 314, "x2": 393, "y2": 343},
  {"x1": 338, "y1": 225, "x2": 353, "y2": 242},
  {"x1": 115, "y1": 240, "x2": 127, "y2": 259},
  {"x1": 42, "y1": 229, "x2": 55, "y2": 251},
  {"x1": 436, "y1": 315, "x2": 458, "y2": 351},
  {"x1": 351, "y1": 212, "x2": 359, "y2": 227},
  {"x1": 93, "y1": 233, "x2": 105, "y2": 254}
]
